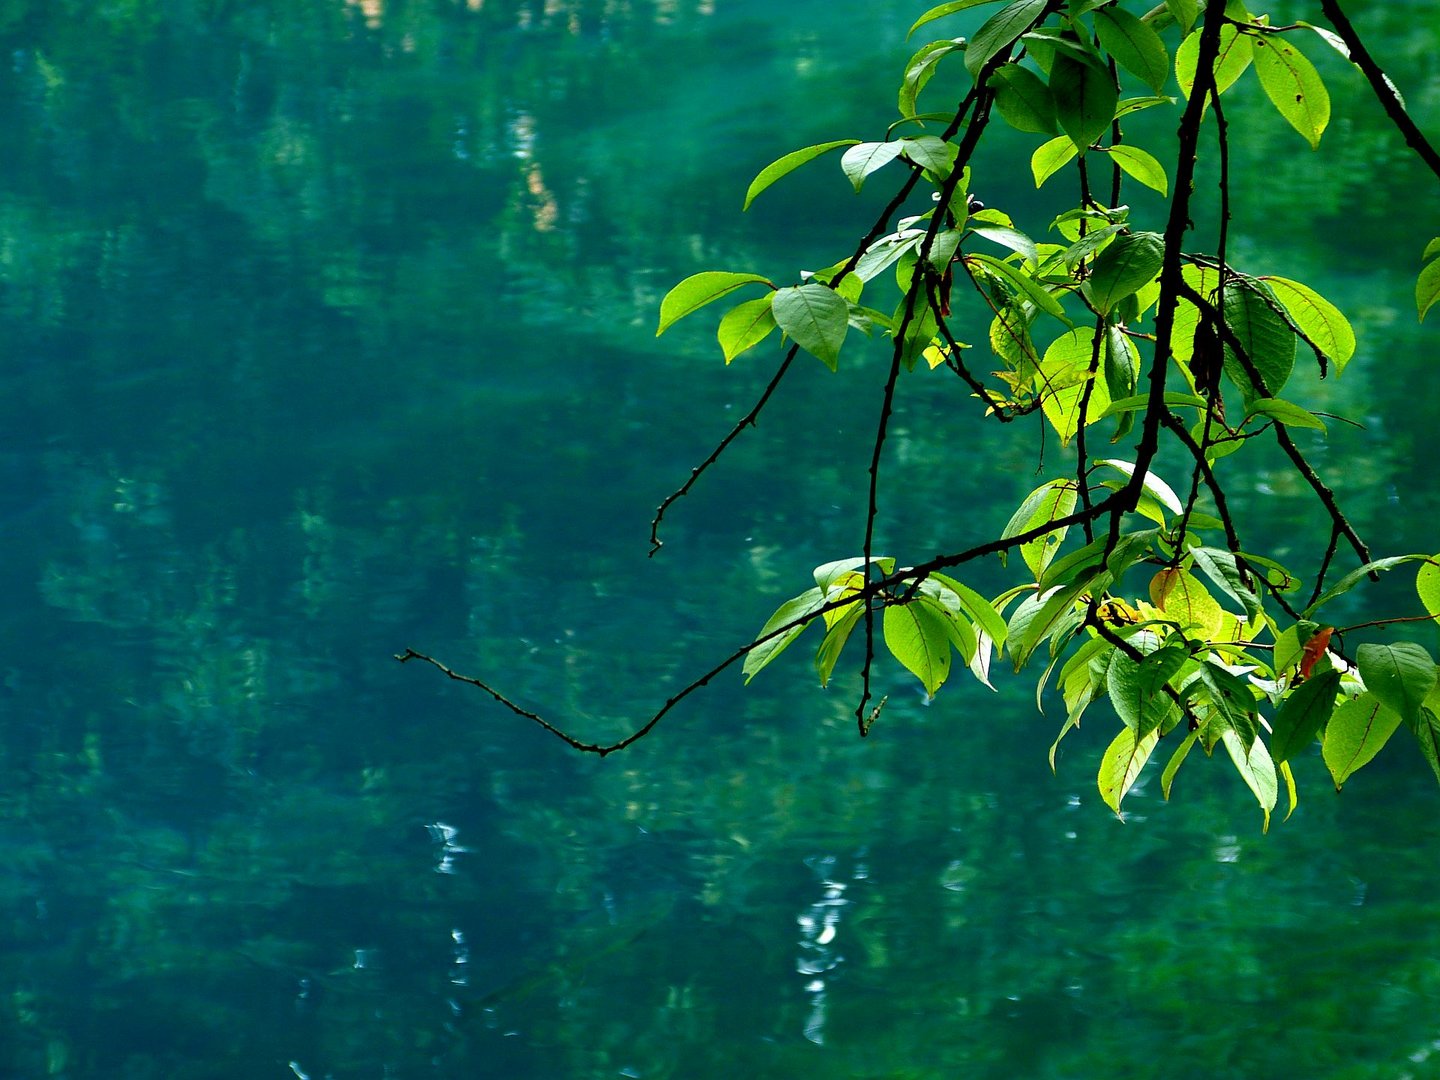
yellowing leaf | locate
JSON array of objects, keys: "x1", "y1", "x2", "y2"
[{"x1": 1251, "y1": 32, "x2": 1329, "y2": 149}]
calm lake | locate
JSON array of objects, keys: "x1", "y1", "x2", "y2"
[{"x1": 2, "y1": 0, "x2": 1440, "y2": 1076}]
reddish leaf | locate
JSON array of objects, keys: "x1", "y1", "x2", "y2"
[{"x1": 1298, "y1": 626, "x2": 1334, "y2": 681}]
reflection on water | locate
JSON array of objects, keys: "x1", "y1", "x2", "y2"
[{"x1": 2, "y1": 0, "x2": 1440, "y2": 1075}]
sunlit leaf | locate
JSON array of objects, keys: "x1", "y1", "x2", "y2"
[
  {"x1": 1096, "y1": 458, "x2": 1183, "y2": 516},
  {"x1": 772, "y1": 284, "x2": 850, "y2": 370},
  {"x1": 1004, "y1": 479, "x2": 1080, "y2": 579},
  {"x1": 899, "y1": 39, "x2": 967, "y2": 117},
  {"x1": 1161, "y1": 727, "x2": 1200, "y2": 799},
  {"x1": 907, "y1": 0, "x2": 1004, "y2": 40},
  {"x1": 1418, "y1": 252, "x2": 1440, "y2": 322},
  {"x1": 900, "y1": 135, "x2": 960, "y2": 180},
  {"x1": 1050, "y1": 53, "x2": 1118, "y2": 153},
  {"x1": 1323, "y1": 692, "x2": 1402, "y2": 789},
  {"x1": 1031, "y1": 135, "x2": 1078, "y2": 187},
  {"x1": 1175, "y1": 22, "x2": 1253, "y2": 102},
  {"x1": 717, "y1": 297, "x2": 778, "y2": 363},
  {"x1": 1221, "y1": 726, "x2": 1277, "y2": 831},
  {"x1": 1149, "y1": 568, "x2": 1224, "y2": 637},
  {"x1": 815, "y1": 604, "x2": 864, "y2": 687},
  {"x1": 884, "y1": 601, "x2": 952, "y2": 696},
  {"x1": 1037, "y1": 328, "x2": 1112, "y2": 446},
  {"x1": 933, "y1": 573, "x2": 1009, "y2": 648},
  {"x1": 1243, "y1": 397, "x2": 1326, "y2": 432},
  {"x1": 743, "y1": 141, "x2": 860, "y2": 211},
  {"x1": 657, "y1": 271, "x2": 772, "y2": 335},
  {"x1": 743, "y1": 587, "x2": 825, "y2": 682},
  {"x1": 1094, "y1": 7, "x2": 1170, "y2": 93},
  {"x1": 1252, "y1": 32, "x2": 1329, "y2": 149},
  {"x1": 1106, "y1": 145, "x2": 1168, "y2": 196},
  {"x1": 1259, "y1": 276, "x2": 1356, "y2": 373},
  {"x1": 1098, "y1": 725, "x2": 1160, "y2": 815},
  {"x1": 1417, "y1": 556, "x2": 1440, "y2": 620},
  {"x1": 840, "y1": 141, "x2": 906, "y2": 192},
  {"x1": 1356, "y1": 642, "x2": 1437, "y2": 728},
  {"x1": 966, "y1": 0, "x2": 1049, "y2": 77}
]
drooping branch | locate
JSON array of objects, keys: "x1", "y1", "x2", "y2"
[
  {"x1": 1320, "y1": 0, "x2": 1440, "y2": 183},
  {"x1": 1108, "y1": 0, "x2": 1229, "y2": 551},
  {"x1": 649, "y1": 344, "x2": 798, "y2": 555}
]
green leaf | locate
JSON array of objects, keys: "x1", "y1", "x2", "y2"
[
  {"x1": 908, "y1": 0, "x2": 1004, "y2": 39},
  {"x1": 744, "y1": 587, "x2": 825, "y2": 682},
  {"x1": 933, "y1": 573, "x2": 1009, "y2": 648},
  {"x1": 969, "y1": 224, "x2": 1039, "y2": 266},
  {"x1": 1221, "y1": 726, "x2": 1277, "y2": 831},
  {"x1": 1418, "y1": 253, "x2": 1440, "y2": 322},
  {"x1": 1108, "y1": 642, "x2": 1186, "y2": 734},
  {"x1": 1094, "y1": 7, "x2": 1170, "y2": 93},
  {"x1": 1115, "y1": 94, "x2": 1176, "y2": 118},
  {"x1": 1417, "y1": 556, "x2": 1440, "y2": 620},
  {"x1": 1270, "y1": 669, "x2": 1341, "y2": 763},
  {"x1": 1086, "y1": 231, "x2": 1163, "y2": 315},
  {"x1": 1304, "y1": 554, "x2": 1430, "y2": 617},
  {"x1": 743, "y1": 141, "x2": 860, "y2": 212},
  {"x1": 992, "y1": 63, "x2": 1058, "y2": 134},
  {"x1": 1189, "y1": 546, "x2": 1262, "y2": 618},
  {"x1": 1406, "y1": 707, "x2": 1440, "y2": 788},
  {"x1": 1160, "y1": 727, "x2": 1200, "y2": 799},
  {"x1": 815, "y1": 605, "x2": 864, "y2": 688},
  {"x1": 1323, "y1": 693, "x2": 1403, "y2": 789},
  {"x1": 856, "y1": 232, "x2": 923, "y2": 283},
  {"x1": 1148, "y1": 568, "x2": 1224, "y2": 636},
  {"x1": 1037, "y1": 328, "x2": 1112, "y2": 446},
  {"x1": 1175, "y1": 22, "x2": 1253, "y2": 102},
  {"x1": 840, "y1": 141, "x2": 905, "y2": 192},
  {"x1": 899, "y1": 40, "x2": 968, "y2": 118},
  {"x1": 1222, "y1": 279, "x2": 1296, "y2": 401},
  {"x1": 1010, "y1": 578, "x2": 1095, "y2": 672},
  {"x1": 772, "y1": 284, "x2": 850, "y2": 370},
  {"x1": 657, "y1": 271, "x2": 772, "y2": 336},
  {"x1": 717, "y1": 297, "x2": 778, "y2": 364},
  {"x1": 1031, "y1": 135, "x2": 1078, "y2": 187},
  {"x1": 1425, "y1": 236, "x2": 1440, "y2": 264},
  {"x1": 965, "y1": 252, "x2": 1069, "y2": 321},
  {"x1": 901, "y1": 136, "x2": 959, "y2": 179},
  {"x1": 814, "y1": 556, "x2": 896, "y2": 592},
  {"x1": 1356, "y1": 642, "x2": 1437, "y2": 728},
  {"x1": 966, "y1": 0, "x2": 1049, "y2": 77},
  {"x1": 884, "y1": 601, "x2": 952, "y2": 696},
  {"x1": 1243, "y1": 397, "x2": 1326, "y2": 432},
  {"x1": 1098, "y1": 725, "x2": 1160, "y2": 815},
  {"x1": 1164, "y1": 0, "x2": 1198, "y2": 33},
  {"x1": 1251, "y1": 32, "x2": 1329, "y2": 149},
  {"x1": 1259, "y1": 276, "x2": 1356, "y2": 374},
  {"x1": 1106, "y1": 145, "x2": 1168, "y2": 196},
  {"x1": 1050, "y1": 53, "x2": 1119, "y2": 153},
  {"x1": 1003, "y1": 478, "x2": 1080, "y2": 578},
  {"x1": 1096, "y1": 458, "x2": 1183, "y2": 516}
]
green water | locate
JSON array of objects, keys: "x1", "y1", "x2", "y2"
[{"x1": 3, "y1": 1, "x2": 1440, "y2": 1076}]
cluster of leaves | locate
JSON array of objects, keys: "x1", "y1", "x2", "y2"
[{"x1": 645, "y1": 0, "x2": 1440, "y2": 825}]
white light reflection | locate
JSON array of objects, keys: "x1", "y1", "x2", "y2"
[
  {"x1": 450, "y1": 928, "x2": 470, "y2": 986},
  {"x1": 795, "y1": 853, "x2": 869, "y2": 1046},
  {"x1": 427, "y1": 821, "x2": 470, "y2": 874}
]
